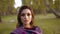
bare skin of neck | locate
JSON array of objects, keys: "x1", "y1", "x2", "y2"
[{"x1": 23, "y1": 24, "x2": 32, "y2": 28}]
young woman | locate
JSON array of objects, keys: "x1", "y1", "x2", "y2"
[{"x1": 10, "y1": 5, "x2": 42, "y2": 34}]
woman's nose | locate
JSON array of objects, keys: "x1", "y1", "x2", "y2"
[{"x1": 24, "y1": 15, "x2": 28, "y2": 19}]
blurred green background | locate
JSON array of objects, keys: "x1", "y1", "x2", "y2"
[{"x1": 0, "y1": 0, "x2": 60, "y2": 34}]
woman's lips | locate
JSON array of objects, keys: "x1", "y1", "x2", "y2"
[{"x1": 24, "y1": 20, "x2": 28, "y2": 22}]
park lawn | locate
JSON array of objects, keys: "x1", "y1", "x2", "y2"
[
  {"x1": 0, "y1": 14, "x2": 60, "y2": 34},
  {"x1": 34, "y1": 14, "x2": 60, "y2": 34}
]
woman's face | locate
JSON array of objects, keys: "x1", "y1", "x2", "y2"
[{"x1": 20, "y1": 9, "x2": 32, "y2": 25}]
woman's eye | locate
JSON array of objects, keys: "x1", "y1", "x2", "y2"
[
  {"x1": 21, "y1": 14, "x2": 25, "y2": 16},
  {"x1": 21, "y1": 13, "x2": 31, "y2": 16},
  {"x1": 27, "y1": 13, "x2": 30, "y2": 16}
]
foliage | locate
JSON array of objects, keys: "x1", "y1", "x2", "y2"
[{"x1": 0, "y1": 0, "x2": 15, "y2": 15}]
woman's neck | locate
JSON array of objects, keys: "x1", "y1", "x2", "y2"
[{"x1": 23, "y1": 24, "x2": 32, "y2": 28}]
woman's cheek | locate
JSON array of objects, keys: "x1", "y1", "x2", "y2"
[
  {"x1": 29, "y1": 16, "x2": 32, "y2": 21},
  {"x1": 21, "y1": 16, "x2": 24, "y2": 22}
]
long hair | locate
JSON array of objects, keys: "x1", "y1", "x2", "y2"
[{"x1": 17, "y1": 5, "x2": 34, "y2": 27}]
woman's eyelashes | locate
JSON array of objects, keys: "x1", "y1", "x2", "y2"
[
  {"x1": 27, "y1": 13, "x2": 30, "y2": 16},
  {"x1": 21, "y1": 13, "x2": 31, "y2": 16},
  {"x1": 21, "y1": 13, "x2": 25, "y2": 16}
]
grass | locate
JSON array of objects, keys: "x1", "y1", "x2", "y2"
[{"x1": 0, "y1": 14, "x2": 60, "y2": 34}]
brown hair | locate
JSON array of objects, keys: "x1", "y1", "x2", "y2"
[{"x1": 17, "y1": 5, "x2": 34, "y2": 27}]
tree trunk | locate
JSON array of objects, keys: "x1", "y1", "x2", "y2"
[
  {"x1": 45, "y1": 0, "x2": 60, "y2": 18},
  {"x1": 47, "y1": 6, "x2": 60, "y2": 18},
  {"x1": 0, "y1": 16, "x2": 1, "y2": 22},
  {"x1": 51, "y1": 8, "x2": 60, "y2": 18},
  {"x1": 0, "y1": 12, "x2": 2, "y2": 23}
]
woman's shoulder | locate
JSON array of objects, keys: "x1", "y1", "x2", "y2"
[
  {"x1": 34, "y1": 26, "x2": 42, "y2": 33},
  {"x1": 10, "y1": 26, "x2": 24, "y2": 34},
  {"x1": 34, "y1": 26, "x2": 40, "y2": 29}
]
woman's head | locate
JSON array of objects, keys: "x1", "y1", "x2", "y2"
[{"x1": 17, "y1": 6, "x2": 34, "y2": 27}]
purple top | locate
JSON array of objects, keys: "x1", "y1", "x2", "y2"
[{"x1": 10, "y1": 26, "x2": 42, "y2": 34}]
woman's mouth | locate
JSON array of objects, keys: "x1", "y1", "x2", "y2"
[{"x1": 24, "y1": 20, "x2": 28, "y2": 22}]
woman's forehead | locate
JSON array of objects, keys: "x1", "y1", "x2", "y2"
[{"x1": 21, "y1": 9, "x2": 31, "y2": 14}]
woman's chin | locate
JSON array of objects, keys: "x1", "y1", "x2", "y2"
[{"x1": 23, "y1": 22, "x2": 30, "y2": 25}]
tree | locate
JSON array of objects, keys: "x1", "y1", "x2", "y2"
[
  {"x1": 47, "y1": 0, "x2": 60, "y2": 18},
  {"x1": 0, "y1": 11, "x2": 2, "y2": 22},
  {"x1": 0, "y1": 0, "x2": 15, "y2": 22},
  {"x1": 0, "y1": 0, "x2": 15, "y2": 16},
  {"x1": 22, "y1": 0, "x2": 47, "y2": 15},
  {"x1": 54, "y1": 0, "x2": 60, "y2": 12}
]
